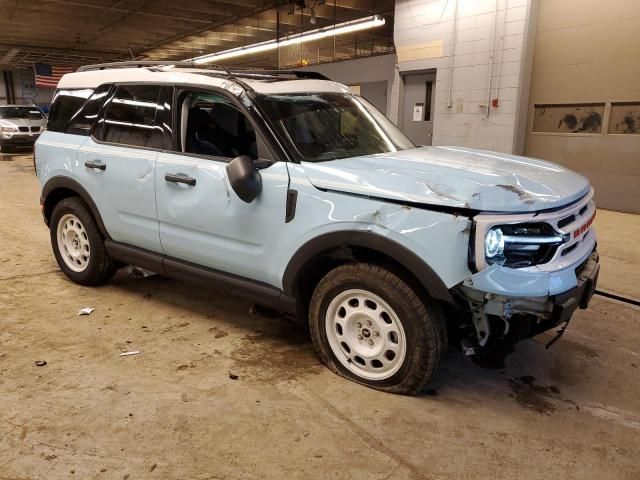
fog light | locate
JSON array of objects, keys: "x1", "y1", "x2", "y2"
[{"x1": 485, "y1": 228, "x2": 504, "y2": 259}]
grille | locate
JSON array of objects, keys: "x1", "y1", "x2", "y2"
[
  {"x1": 557, "y1": 214, "x2": 575, "y2": 229},
  {"x1": 31, "y1": 126, "x2": 40, "y2": 132},
  {"x1": 561, "y1": 243, "x2": 578, "y2": 256},
  {"x1": 18, "y1": 126, "x2": 29, "y2": 132}
]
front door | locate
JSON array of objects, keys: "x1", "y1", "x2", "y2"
[
  {"x1": 155, "y1": 89, "x2": 289, "y2": 287},
  {"x1": 401, "y1": 72, "x2": 436, "y2": 146}
]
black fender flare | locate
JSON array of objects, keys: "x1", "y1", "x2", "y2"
[
  {"x1": 41, "y1": 176, "x2": 109, "y2": 238},
  {"x1": 282, "y1": 230, "x2": 454, "y2": 305}
]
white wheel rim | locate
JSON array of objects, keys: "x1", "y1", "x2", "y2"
[
  {"x1": 325, "y1": 289, "x2": 407, "y2": 381},
  {"x1": 56, "y1": 213, "x2": 91, "y2": 272}
]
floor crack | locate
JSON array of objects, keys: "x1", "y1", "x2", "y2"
[
  {"x1": 300, "y1": 384, "x2": 432, "y2": 480},
  {"x1": 0, "y1": 269, "x2": 59, "y2": 282}
]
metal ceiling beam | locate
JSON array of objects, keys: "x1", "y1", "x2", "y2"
[
  {"x1": 0, "y1": 42, "x2": 121, "y2": 59},
  {"x1": 0, "y1": 48, "x2": 21, "y2": 66},
  {"x1": 133, "y1": 0, "x2": 288, "y2": 55},
  {"x1": 10, "y1": 2, "x2": 199, "y2": 24},
  {"x1": 38, "y1": 0, "x2": 255, "y2": 22}
]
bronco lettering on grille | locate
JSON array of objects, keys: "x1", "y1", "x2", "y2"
[{"x1": 573, "y1": 211, "x2": 595, "y2": 239}]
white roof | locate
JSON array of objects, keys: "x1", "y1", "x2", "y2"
[{"x1": 57, "y1": 67, "x2": 350, "y2": 95}]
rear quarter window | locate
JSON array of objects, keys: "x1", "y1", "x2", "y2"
[
  {"x1": 47, "y1": 89, "x2": 94, "y2": 132},
  {"x1": 66, "y1": 84, "x2": 112, "y2": 136}
]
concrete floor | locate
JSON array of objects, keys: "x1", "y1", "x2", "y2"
[{"x1": 1, "y1": 152, "x2": 639, "y2": 479}]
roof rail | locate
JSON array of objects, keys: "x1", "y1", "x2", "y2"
[
  {"x1": 76, "y1": 60, "x2": 239, "y2": 84},
  {"x1": 76, "y1": 61, "x2": 197, "y2": 72},
  {"x1": 77, "y1": 61, "x2": 330, "y2": 80},
  {"x1": 76, "y1": 60, "x2": 234, "y2": 77}
]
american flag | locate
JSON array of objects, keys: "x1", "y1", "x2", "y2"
[{"x1": 33, "y1": 63, "x2": 75, "y2": 88}]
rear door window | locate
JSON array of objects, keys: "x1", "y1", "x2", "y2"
[{"x1": 95, "y1": 84, "x2": 162, "y2": 149}]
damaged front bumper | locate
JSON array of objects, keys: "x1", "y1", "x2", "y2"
[{"x1": 455, "y1": 249, "x2": 600, "y2": 348}]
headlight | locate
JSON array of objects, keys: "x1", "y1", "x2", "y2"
[
  {"x1": 0, "y1": 126, "x2": 17, "y2": 133},
  {"x1": 483, "y1": 223, "x2": 566, "y2": 268},
  {"x1": 485, "y1": 227, "x2": 504, "y2": 259}
]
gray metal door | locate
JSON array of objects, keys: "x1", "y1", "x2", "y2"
[
  {"x1": 360, "y1": 81, "x2": 387, "y2": 115},
  {"x1": 401, "y1": 72, "x2": 436, "y2": 146}
]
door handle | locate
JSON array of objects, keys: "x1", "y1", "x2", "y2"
[
  {"x1": 85, "y1": 160, "x2": 106, "y2": 171},
  {"x1": 165, "y1": 173, "x2": 196, "y2": 186}
]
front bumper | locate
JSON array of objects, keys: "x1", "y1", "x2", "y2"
[
  {"x1": 549, "y1": 250, "x2": 599, "y2": 323},
  {"x1": 457, "y1": 249, "x2": 600, "y2": 345},
  {"x1": 0, "y1": 133, "x2": 40, "y2": 147}
]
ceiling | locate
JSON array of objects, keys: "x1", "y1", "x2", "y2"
[{"x1": 0, "y1": 0, "x2": 395, "y2": 71}]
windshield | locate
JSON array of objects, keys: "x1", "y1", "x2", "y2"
[
  {"x1": 255, "y1": 93, "x2": 414, "y2": 162},
  {"x1": 0, "y1": 106, "x2": 45, "y2": 120}
]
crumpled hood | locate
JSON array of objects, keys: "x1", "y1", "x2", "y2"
[{"x1": 301, "y1": 146, "x2": 591, "y2": 212}]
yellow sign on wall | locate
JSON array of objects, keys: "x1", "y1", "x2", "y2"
[{"x1": 396, "y1": 40, "x2": 444, "y2": 62}]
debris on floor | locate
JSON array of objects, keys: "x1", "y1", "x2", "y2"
[
  {"x1": 208, "y1": 326, "x2": 229, "y2": 338},
  {"x1": 126, "y1": 266, "x2": 158, "y2": 279},
  {"x1": 228, "y1": 372, "x2": 239, "y2": 380},
  {"x1": 34, "y1": 360, "x2": 47, "y2": 367},
  {"x1": 78, "y1": 307, "x2": 95, "y2": 316},
  {"x1": 119, "y1": 351, "x2": 140, "y2": 357}
]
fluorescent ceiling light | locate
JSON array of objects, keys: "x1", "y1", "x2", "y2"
[{"x1": 190, "y1": 14, "x2": 386, "y2": 65}]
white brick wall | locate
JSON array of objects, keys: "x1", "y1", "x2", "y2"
[{"x1": 392, "y1": 0, "x2": 532, "y2": 153}]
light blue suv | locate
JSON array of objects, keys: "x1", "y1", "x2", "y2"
[{"x1": 35, "y1": 62, "x2": 600, "y2": 395}]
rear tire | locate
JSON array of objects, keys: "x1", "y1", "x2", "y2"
[
  {"x1": 309, "y1": 263, "x2": 447, "y2": 395},
  {"x1": 50, "y1": 197, "x2": 116, "y2": 286}
]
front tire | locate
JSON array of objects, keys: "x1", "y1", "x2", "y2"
[
  {"x1": 50, "y1": 197, "x2": 116, "y2": 286},
  {"x1": 309, "y1": 263, "x2": 447, "y2": 395}
]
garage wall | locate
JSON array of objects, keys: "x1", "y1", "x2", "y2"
[
  {"x1": 0, "y1": 70, "x2": 54, "y2": 106},
  {"x1": 299, "y1": 54, "x2": 397, "y2": 114},
  {"x1": 524, "y1": 0, "x2": 640, "y2": 213},
  {"x1": 391, "y1": 0, "x2": 534, "y2": 153},
  {"x1": 0, "y1": 70, "x2": 20, "y2": 104}
]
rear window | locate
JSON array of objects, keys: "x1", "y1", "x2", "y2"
[
  {"x1": 47, "y1": 89, "x2": 94, "y2": 132},
  {"x1": 95, "y1": 84, "x2": 162, "y2": 149}
]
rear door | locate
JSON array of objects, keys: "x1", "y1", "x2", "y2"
[
  {"x1": 75, "y1": 84, "x2": 164, "y2": 252},
  {"x1": 154, "y1": 88, "x2": 290, "y2": 286}
]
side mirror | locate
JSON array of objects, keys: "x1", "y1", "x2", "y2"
[{"x1": 226, "y1": 155, "x2": 262, "y2": 203}]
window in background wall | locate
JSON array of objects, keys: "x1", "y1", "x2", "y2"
[
  {"x1": 608, "y1": 102, "x2": 640, "y2": 134},
  {"x1": 533, "y1": 103, "x2": 605, "y2": 134},
  {"x1": 424, "y1": 81, "x2": 433, "y2": 121}
]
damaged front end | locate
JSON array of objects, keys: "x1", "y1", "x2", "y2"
[
  {"x1": 455, "y1": 250, "x2": 599, "y2": 354},
  {"x1": 453, "y1": 191, "x2": 600, "y2": 355}
]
